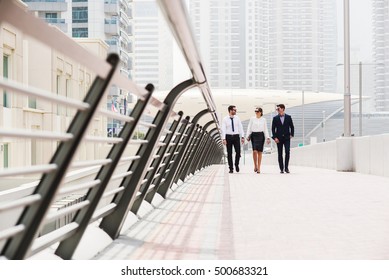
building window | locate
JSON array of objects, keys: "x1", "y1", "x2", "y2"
[
  {"x1": 72, "y1": 28, "x2": 88, "y2": 38},
  {"x1": 45, "y1": 13, "x2": 57, "y2": 19},
  {"x1": 45, "y1": 12, "x2": 61, "y2": 24},
  {"x1": 3, "y1": 55, "x2": 10, "y2": 108},
  {"x1": 3, "y1": 143, "x2": 9, "y2": 168},
  {"x1": 28, "y1": 97, "x2": 37, "y2": 109},
  {"x1": 56, "y1": 74, "x2": 61, "y2": 115},
  {"x1": 31, "y1": 138, "x2": 37, "y2": 165},
  {"x1": 66, "y1": 79, "x2": 71, "y2": 116},
  {"x1": 72, "y1": 7, "x2": 88, "y2": 23}
]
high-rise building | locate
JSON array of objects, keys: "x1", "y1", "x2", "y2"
[
  {"x1": 22, "y1": 0, "x2": 69, "y2": 33},
  {"x1": 23, "y1": 1, "x2": 133, "y2": 78},
  {"x1": 1, "y1": 18, "x2": 109, "y2": 168},
  {"x1": 132, "y1": 0, "x2": 173, "y2": 91},
  {"x1": 373, "y1": 0, "x2": 389, "y2": 111},
  {"x1": 190, "y1": 0, "x2": 246, "y2": 89},
  {"x1": 23, "y1": 0, "x2": 134, "y2": 134},
  {"x1": 189, "y1": 0, "x2": 337, "y2": 92}
]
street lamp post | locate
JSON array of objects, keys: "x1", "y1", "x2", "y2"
[
  {"x1": 358, "y1": 62, "x2": 362, "y2": 136},
  {"x1": 344, "y1": 0, "x2": 351, "y2": 137},
  {"x1": 302, "y1": 90, "x2": 305, "y2": 145},
  {"x1": 322, "y1": 110, "x2": 326, "y2": 142},
  {"x1": 337, "y1": 62, "x2": 383, "y2": 137}
]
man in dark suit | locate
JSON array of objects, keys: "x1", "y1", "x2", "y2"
[{"x1": 271, "y1": 104, "x2": 294, "y2": 173}]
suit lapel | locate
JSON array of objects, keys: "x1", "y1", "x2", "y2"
[
  {"x1": 282, "y1": 114, "x2": 288, "y2": 126},
  {"x1": 279, "y1": 115, "x2": 284, "y2": 126}
]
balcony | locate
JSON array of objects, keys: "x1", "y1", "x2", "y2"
[
  {"x1": 119, "y1": 10, "x2": 130, "y2": 27},
  {"x1": 120, "y1": 48, "x2": 130, "y2": 63},
  {"x1": 120, "y1": 67, "x2": 130, "y2": 78},
  {"x1": 119, "y1": 0, "x2": 130, "y2": 13},
  {"x1": 44, "y1": 17, "x2": 67, "y2": 33},
  {"x1": 23, "y1": 0, "x2": 67, "y2": 12},
  {"x1": 108, "y1": 44, "x2": 119, "y2": 55},
  {"x1": 119, "y1": 30, "x2": 130, "y2": 44},
  {"x1": 104, "y1": 0, "x2": 119, "y2": 15},
  {"x1": 104, "y1": 18, "x2": 119, "y2": 35}
]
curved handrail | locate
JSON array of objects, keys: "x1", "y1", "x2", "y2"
[{"x1": 157, "y1": 0, "x2": 220, "y2": 134}]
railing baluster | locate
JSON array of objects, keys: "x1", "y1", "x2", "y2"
[
  {"x1": 197, "y1": 129, "x2": 221, "y2": 170},
  {"x1": 158, "y1": 109, "x2": 209, "y2": 198},
  {"x1": 179, "y1": 124, "x2": 204, "y2": 182},
  {"x1": 130, "y1": 112, "x2": 183, "y2": 214},
  {"x1": 145, "y1": 116, "x2": 190, "y2": 203},
  {"x1": 53, "y1": 84, "x2": 155, "y2": 260},
  {"x1": 1, "y1": 54, "x2": 120, "y2": 260},
  {"x1": 0, "y1": 0, "x2": 225, "y2": 261},
  {"x1": 99, "y1": 79, "x2": 197, "y2": 239},
  {"x1": 189, "y1": 121, "x2": 215, "y2": 174}
]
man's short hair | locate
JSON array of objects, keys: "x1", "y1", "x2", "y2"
[
  {"x1": 277, "y1": 104, "x2": 285, "y2": 110},
  {"x1": 228, "y1": 105, "x2": 236, "y2": 112}
]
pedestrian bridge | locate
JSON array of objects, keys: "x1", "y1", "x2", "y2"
[
  {"x1": 93, "y1": 163, "x2": 389, "y2": 260},
  {"x1": 1, "y1": 0, "x2": 389, "y2": 262}
]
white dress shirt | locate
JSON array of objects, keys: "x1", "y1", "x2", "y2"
[
  {"x1": 221, "y1": 115, "x2": 244, "y2": 140},
  {"x1": 246, "y1": 116, "x2": 270, "y2": 139}
]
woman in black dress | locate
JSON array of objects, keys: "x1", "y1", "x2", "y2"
[{"x1": 246, "y1": 107, "x2": 271, "y2": 173}]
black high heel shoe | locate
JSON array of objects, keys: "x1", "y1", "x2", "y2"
[{"x1": 254, "y1": 168, "x2": 258, "y2": 173}]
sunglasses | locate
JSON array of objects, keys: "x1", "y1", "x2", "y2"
[{"x1": 255, "y1": 111, "x2": 260, "y2": 113}]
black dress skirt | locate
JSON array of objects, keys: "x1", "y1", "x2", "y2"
[{"x1": 251, "y1": 131, "x2": 265, "y2": 152}]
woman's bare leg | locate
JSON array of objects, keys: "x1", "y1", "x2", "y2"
[
  {"x1": 257, "y1": 151, "x2": 263, "y2": 173},
  {"x1": 253, "y1": 150, "x2": 258, "y2": 171}
]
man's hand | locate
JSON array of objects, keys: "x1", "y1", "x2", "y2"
[
  {"x1": 241, "y1": 137, "x2": 245, "y2": 144},
  {"x1": 223, "y1": 139, "x2": 227, "y2": 145},
  {"x1": 274, "y1": 138, "x2": 279, "y2": 143}
]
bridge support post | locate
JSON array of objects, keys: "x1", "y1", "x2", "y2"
[{"x1": 336, "y1": 137, "x2": 354, "y2": 172}]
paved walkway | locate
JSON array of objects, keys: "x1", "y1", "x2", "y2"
[{"x1": 93, "y1": 163, "x2": 389, "y2": 260}]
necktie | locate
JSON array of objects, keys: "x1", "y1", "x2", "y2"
[{"x1": 230, "y1": 117, "x2": 235, "y2": 132}]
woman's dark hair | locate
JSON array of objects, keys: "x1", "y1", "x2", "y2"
[{"x1": 255, "y1": 107, "x2": 263, "y2": 116}]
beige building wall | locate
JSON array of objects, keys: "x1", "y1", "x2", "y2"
[
  {"x1": 1, "y1": 21, "x2": 110, "y2": 170},
  {"x1": 1, "y1": 22, "x2": 25, "y2": 169}
]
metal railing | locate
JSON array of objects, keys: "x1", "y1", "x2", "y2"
[{"x1": 0, "y1": 0, "x2": 223, "y2": 259}]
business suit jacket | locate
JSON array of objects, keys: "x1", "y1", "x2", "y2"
[{"x1": 271, "y1": 114, "x2": 294, "y2": 141}]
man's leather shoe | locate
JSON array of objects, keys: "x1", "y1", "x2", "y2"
[
  {"x1": 285, "y1": 169, "x2": 290, "y2": 173},
  {"x1": 229, "y1": 170, "x2": 233, "y2": 173},
  {"x1": 235, "y1": 166, "x2": 240, "y2": 172},
  {"x1": 280, "y1": 171, "x2": 284, "y2": 174}
]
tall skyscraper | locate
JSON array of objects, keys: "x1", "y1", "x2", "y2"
[
  {"x1": 373, "y1": 0, "x2": 389, "y2": 111},
  {"x1": 23, "y1": 0, "x2": 133, "y2": 97},
  {"x1": 132, "y1": 0, "x2": 173, "y2": 91},
  {"x1": 189, "y1": 0, "x2": 338, "y2": 92},
  {"x1": 22, "y1": 0, "x2": 69, "y2": 33},
  {"x1": 190, "y1": 0, "x2": 246, "y2": 89},
  {"x1": 23, "y1": 0, "x2": 134, "y2": 135}
]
